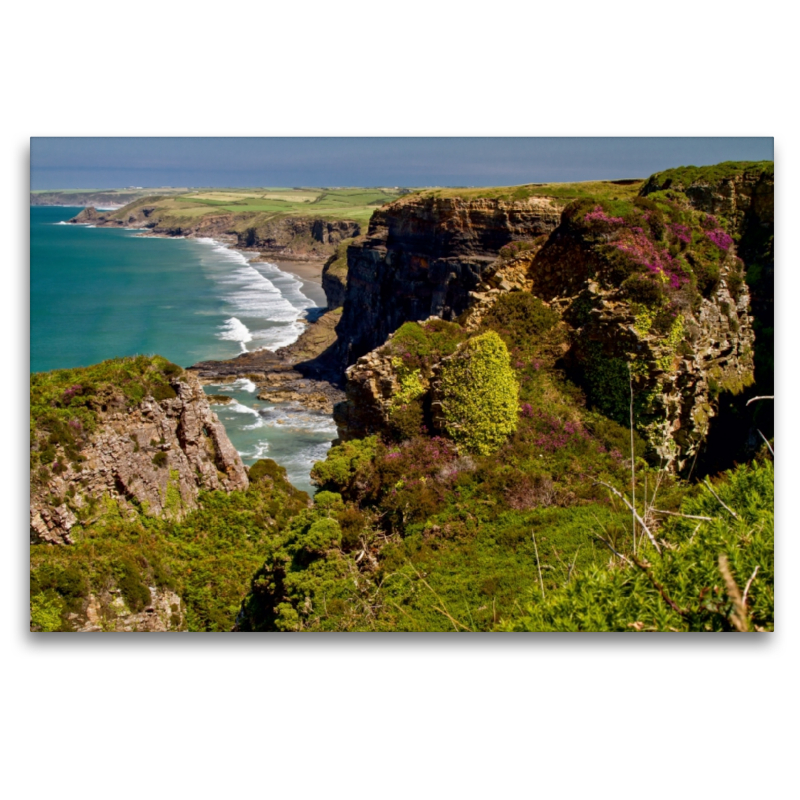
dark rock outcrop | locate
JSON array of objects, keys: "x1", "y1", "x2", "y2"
[
  {"x1": 237, "y1": 218, "x2": 360, "y2": 262},
  {"x1": 332, "y1": 194, "x2": 563, "y2": 369},
  {"x1": 70, "y1": 206, "x2": 101, "y2": 223}
]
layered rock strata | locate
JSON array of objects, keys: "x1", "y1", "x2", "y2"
[
  {"x1": 70, "y1": 206, "x2": 359, "y2": 262},
  {"x1": 30, "y1": 371, "x2": 248, "y2": 546},
  {"x1": 332, "y1": 195, "x2": 563, "y2": 369}
]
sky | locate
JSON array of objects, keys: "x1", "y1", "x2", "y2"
[{"x1": 30, "y1": 137, "x2": 774, "y2": 190}]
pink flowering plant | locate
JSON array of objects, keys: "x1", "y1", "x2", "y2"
[
  {"x1": 668, "y1": 223, "x2": 692, "y2": 244},
  {"x1": 705, "y1": 228, "x2": 733, "y2": 251},
  {"x1": 613, "y1": 228, "x2": 689, "y2": 290},
  {"x1": 572, "y1": 195, "x2": 737, "y2": 309},
  {"x1": 584, "y1": 205, "x2": 625, "y2": 225}
]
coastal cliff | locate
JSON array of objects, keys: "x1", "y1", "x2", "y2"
[
  {"x1": 30, "y1": 356, "x2": 248, "y2": 546},
  {"x1": 331, "y1": 194, "x2": 563, "y2": 367},
  {"x1": 331, "y1": 165, "x2": 770, "y2": 469},
  {"x1": 70, "y1": 200, "x2": 360, "y2": 262}
]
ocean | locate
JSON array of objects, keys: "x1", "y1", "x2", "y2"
[{"x1": 30, "y1": 206, "x2": 336, "y2": 493}]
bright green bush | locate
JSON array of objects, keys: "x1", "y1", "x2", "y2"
[
  {"x1": 438, "y1": 331, "x2": 520, "y2": 455},
  {"x1": 310, "y1": 436, "x2": 378, "y2": 493},
  {"x1": 303, "y1": 518, "x2": 342, "y2": 555}
]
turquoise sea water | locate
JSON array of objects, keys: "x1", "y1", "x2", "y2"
[{"x1": 30, "y1": 206, "x2": 335, "y2": 492}]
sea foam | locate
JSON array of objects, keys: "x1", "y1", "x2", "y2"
[
  {"x1": 194, "y1": 238, "x2": 316, "y2": 354},
  {"x1": 217, "y1": 317, "x2": 252, "y2": 351}
]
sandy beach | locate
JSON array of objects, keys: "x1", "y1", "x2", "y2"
[
  {"x1": 274, "y1": 259, "x2": 325, "y2": 284},
  {"x1": 274, "y1": 259, "x2": 328, "y2": 309}
]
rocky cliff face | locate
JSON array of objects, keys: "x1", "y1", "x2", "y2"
[
  {"x1": 332, "y1": 169, "x2": 769, "y2": 470},
  {"x1": 30, "y1": 368, "x2": 248, "y2": 546},
  {"x1": 530, "y1": 205, "x2": 754, "y2": 468},
  {"x1": 31, "y1": 191, "x2": 146, "y2": 207},
  {"x1": 321, "y1": 238, "x2": 354, "y2": 309},
  {"x1": 336, "y1": 250, "x2": 545, "y2": 441},
  {"x1": 70, "y1": 205, "x2": 360, "y2": 262},
  {"x1": 65, "y1": 587, "x2": 186, "y2": 632},
  {"x1": 238, "y1": 217, "x2": 360, "y2": 262},
  {"x1": 641, "y1": 162, "x2": 774, "y2": 231},
  {"x1": 332, "y1": 195, "x2": 563, "y2": 369}
]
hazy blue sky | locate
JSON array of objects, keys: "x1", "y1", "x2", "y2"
[{"x1": 30, "y1": 137, "x2": 773, "y2": 190}]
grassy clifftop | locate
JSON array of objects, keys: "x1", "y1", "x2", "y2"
[
  {"x1": 106, "y1": 186, "x2": 409, "y2": 231},
  {"x1": 413, "y1": 179, "x2": 645, "y2": 204}
]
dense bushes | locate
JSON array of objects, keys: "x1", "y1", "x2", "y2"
[
  {"x1": 29, "y1": 460, "x2": 310, "y2": 632},
  {"x1": 385, "y1": 318, "x2": 467, "y2": 374},
  {"x1": 437, "y1": 332, "x2": 519, "y2": 455}
]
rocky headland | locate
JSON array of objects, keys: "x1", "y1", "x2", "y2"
[
  {"x1": 328, "y1": 164, "x2": 772, "y2": 472},
  {"x1": 32, "y1": 162, "x2": 775, "y2": 633},
  {"x1": 30, "y1": 357, "x2": 248, "y2": 547},
  {"x1": 70, "y1": 202, "x2": 360, "y2": 263}
]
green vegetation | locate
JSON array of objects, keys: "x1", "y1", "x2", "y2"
[
  {"x1": 438, "y1": 332, "x2": 519, "y2": 455},
  {"x1": 31, "y1": 162, "x2": 774, "y2": 634},
  {"x1": 386, "y1": 319, "x2": 468, "y2": 373},
  {"x1": 503, "y1": 458, "x2": 773, "y2": 631},
  {"x1": 30, "y1": 355, "x2": 183, "y2": 479},
  {"x1": 30, "y1": 460, "x2": 309, "y2": 631},
  {"x1": 107, "y1": 187, "x2": 408, "y2": 230},
  {"x1": 237, "y1": 287, "x2": 711, "y2": 632},
  {"x1": 643, "y1": 161, "x2": 774, "y2": 192},
  {"x1": 415, "y1": 179, "x2": 644, "y2": 204},
  {"x1": 324, "y1": 237, "x2": 355, "y2": 280}
]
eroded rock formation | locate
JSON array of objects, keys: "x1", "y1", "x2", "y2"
[
  {"x1": 332, "y1": 195, "x2": 563, "y2": 368},
  {"x1": 30, "y1": 370, "x2": 248, "y2": 546}
]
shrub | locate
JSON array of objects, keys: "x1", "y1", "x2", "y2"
[
  {"x1": 481, "y1": 293, "x2": 559, "y2": 344},
  {"x1": 388, "y1": 397, "x2": 426, "y2": 441},
  {"x1": 310, "y1": 436, "x2": 378, "y2": 494},
  {"x1": 248, "y1": 458, "x2": 287, "y2": 483},
  {"x1": 438, "y1": 331, "x2": 520, "y2": 455},
  {"x1": 152, "y1": 451, "x2": 168, "y2": 468},
  {"x1": 159, "y1": 360, "x2": 183, "y2": 378},
  {"x1": 387, "y1": 319, "x2": 467, "y2": 374},
  {"x1": 152, "y1": 382, "x2": 177, "y2": 402},
  {"x1": 621, "y1": 273, "x2": 667, "y2": 306},
  {"x1": 115, "y1": 558, "x2": 152, "y2": 612},
  {"x1": 302, "y1": 518, "x2": 342, "y2": 555}
]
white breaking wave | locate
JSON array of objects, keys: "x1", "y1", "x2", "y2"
[
  {"x1": 194, "y1": 238, "x2": 317, "y2": 354},
  {"x1": 259, "y1": 408, "x2": 338, "y2": 435},
  {"x1": 228, "y1": 401, "x2": 261, "y2": 419},
  {"x1": 257, "y1": 261, "x2": 316, "y2": 312},
  {"x1": 282, "y1": 440, "x2": 335, "y2": 486},
  {"x1": 217, "y1": 317, "x2": 252, "y2": 352},
  {"x1": 226, "y1": 401, "x2": 267, "y2": 429},
  {"x1": 229, "y1": 377, "x2": 256, "y2": 393},
  {"x1": 54, "y1": 221, "x2": 68, "y2": 225},
  {"x1": 249, "y1": 321, "x2": 308, "y2": 351},
  {"x1": 203, "y1": 377, "x2": 257, "y2": 393},
  {"x1": 243, "y1": 441, "x2": 271, "y2": 460}
]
